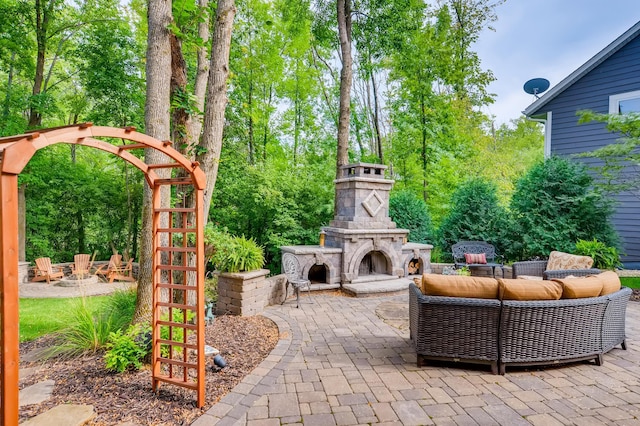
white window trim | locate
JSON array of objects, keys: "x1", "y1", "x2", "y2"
[
  {"x1": 609, "y1": 89, "x2": 640, "y2": 114},
  {"x1": 544, "y1": 111, "x2": 552, "y2": 158}
]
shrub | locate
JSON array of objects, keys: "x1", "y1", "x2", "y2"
[
  {"x1": 204, "y1": 225, "x2": 265, "y2": 272},
  {"x1": 389, "y1": 190, "x2": 433, "y2": 243},
  {"x1": 436, "y1": 179, "x2": 509, "y2": 260},
  {"x1": 508, "y1": 156, "x2": 619, "y2": 260},
  {"x1": 104, "y1": 323, "x2": 151, "y2": 373},
  {"x1": 51, "y1": 290, "x2": 137, "y2": 358},
  {"x1": 159, "y1": 308, "x2": 195, "y2": 358},
  {"x1": 574, "y1": 239, "x2": 622, "y2": 270}
]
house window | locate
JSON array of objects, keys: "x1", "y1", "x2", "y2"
[{"x1": 609, "y1": 90, "x2": 640, "y2": 114}]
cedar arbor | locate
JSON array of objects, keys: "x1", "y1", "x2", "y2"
[{"x1": 0, "y1": 124, "x2": 207, "y2": 424}]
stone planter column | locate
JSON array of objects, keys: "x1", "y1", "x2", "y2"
[{"x1": 215, "y1": 269, "x2": 270, "y2": 316}]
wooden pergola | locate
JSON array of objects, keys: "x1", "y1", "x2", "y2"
[{"x1": 0, "y1": 124, "x2": 207, "y2": 425}]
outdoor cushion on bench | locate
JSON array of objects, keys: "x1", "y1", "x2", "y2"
[{"x1": 451, "y1": 241, "x2": 504, "y2": 277}]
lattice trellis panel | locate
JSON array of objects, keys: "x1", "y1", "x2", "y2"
[{"x1": 152, "y1": 190, "x2": 205, "y2": 405}]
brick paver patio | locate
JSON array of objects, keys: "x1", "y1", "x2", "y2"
[{"x1": 193, "y1": 293, "x2": 640, "y2": 426}]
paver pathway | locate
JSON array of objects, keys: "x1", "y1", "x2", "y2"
[{"x1": 194, "y1": 293, "x2": 640, "y2": 426}]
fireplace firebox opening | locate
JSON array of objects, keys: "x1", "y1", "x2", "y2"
[
  {"x1": 358, "y1": 250, "x2": 390, "y2": 276},
  {"x1": 308, "y1": 264, "x2": 328, "y2": 284}
]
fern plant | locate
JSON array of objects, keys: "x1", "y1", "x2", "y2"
[{"x1": 574, "y1": 239, "x2": 622, "y2": 270}]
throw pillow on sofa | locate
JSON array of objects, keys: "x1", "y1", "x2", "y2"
[
  {"x1": 421, "y1": 274, "x2": 499, "y2": 299},
  {"x1": 498, "y1": 278, "x2": 562, "y2": 300},
  {"x1": 595, "y1": 270, "x2": 621, "y2": 296},
  {"x1": 552, "y1": 275, "x2": 603, "y2": 299},
  {"x1": 546, "y1": 251, "x2": 594, "y2": 271}
]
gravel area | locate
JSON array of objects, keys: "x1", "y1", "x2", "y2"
[{"x1": 19, "y1": 315, "x2": 278, "y2": 425}]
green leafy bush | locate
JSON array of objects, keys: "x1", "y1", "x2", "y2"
[
  {"x1": 436, "y1": 179, "x2": 509, "y2": 261},
  {"x1": 159, "y1": 308, "x2": 195, "y2": 358},
  {"x1": 574, "y1": 239, "x2": 622, "y2": 270},
  {"x1": 204, "y1": 225, "x2": 265, "y2": 272},
  {"x1": 389, "y1": 190, "x2": 433, "y2": 243},
  {"x1": 104, "y1": 323, "x2": 150, "y2": 373},
  {"x1": 507, "y1": 156, "x2": 619, "y2": 260}
]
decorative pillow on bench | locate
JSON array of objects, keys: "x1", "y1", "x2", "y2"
[
  {"x1": 464, "y1": 252, "x2": 487, "y2": 264},
  {"x1": 546, "y1": 250, "x2": 593, "y2": 271}
]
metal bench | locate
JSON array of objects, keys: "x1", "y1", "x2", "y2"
[{"x1": 451, "y1": 241, "x2": 504, "y2": 278}]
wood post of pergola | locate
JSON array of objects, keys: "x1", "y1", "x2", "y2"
[{"x1": 0, "y1": 124, "x2": 207, "y2": 425}]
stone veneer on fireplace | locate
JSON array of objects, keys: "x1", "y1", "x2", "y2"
[{"x1": 281, "y1": 163, "x2": 431, "y2": 288}]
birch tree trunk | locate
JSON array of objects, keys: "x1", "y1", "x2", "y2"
[
  {"x1": 197, "y1": 0, "x2": 236, "y2": 221},
  {"x1": 336, "y1": 0, "x2": 352, "y2": 179},
  {"x1": 133, "y1": 0, "x2": 172, "y2": 324}
]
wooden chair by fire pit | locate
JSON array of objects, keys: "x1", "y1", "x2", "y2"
[
  {"x1": 33, "y1": 257, "x2": 65, "y2": 284},
  {"x1": 71, "y1": 253, "x2": 94, "y2": 278}
]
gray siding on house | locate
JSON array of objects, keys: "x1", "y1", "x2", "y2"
[{"x1": 534, "y1": 35, "x2": 640, "y2": 263}]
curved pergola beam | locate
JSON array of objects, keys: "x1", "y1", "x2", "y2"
[{"x1": 0, "y1": 123, "x2": 206, "y2": 190}]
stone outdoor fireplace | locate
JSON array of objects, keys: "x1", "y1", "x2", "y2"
[{"x1": 281, "y1": 163, "x2": 431, "y2": 289}]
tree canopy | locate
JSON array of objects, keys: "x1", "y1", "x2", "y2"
[{"x1": 1, "y1": 0, "x2": 545, "y2": 268}]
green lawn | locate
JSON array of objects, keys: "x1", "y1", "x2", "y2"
[
  {"x1": 19, "y1": 296, "x2": 110, "y2": 342},
  {"x1": 620, "y1": 277, "x2": 640, "y2": 289}
]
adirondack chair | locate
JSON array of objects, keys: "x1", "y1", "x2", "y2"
[
  {"x1": 32, "y1": 257, "x2": 65, "y2": 284},
  {"x1": 96, "y1": 254, "x2": 135, "y2": 283},
  {"x1": 106, "y1": 258, "x2": 135, "y2": 283},
  {"x1": 95, "y1": 254, "x2": 122, "y2": 282},
  {"x1": 71, "y1": 254, "x2": 93, "y2": 278}
]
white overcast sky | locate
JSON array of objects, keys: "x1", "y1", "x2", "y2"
[{"x1": 473, "y1": 1, "x2": 639, "y2": 126}]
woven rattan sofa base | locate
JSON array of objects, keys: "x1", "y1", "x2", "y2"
[
  {"x1": 499, "y1": 296, "x2": 607, "y2": 374},
  {"x1": 409, "y1": 284, "x2": 501, "y2": 374},
  {"x1": 409, "y1": 284, "x2": 631, "y2": 375}
]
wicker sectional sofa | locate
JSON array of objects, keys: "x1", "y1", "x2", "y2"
[{"x1": 409, "y1": 272, "x2": 632, "y2": 375}]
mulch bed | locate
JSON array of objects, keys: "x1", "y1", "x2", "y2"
[{"x1": 18, "y1": 315, "x2": 279, "y2": 425}]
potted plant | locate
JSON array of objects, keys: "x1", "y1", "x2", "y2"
[{"x1": 204, "y1": 225, "x2": 268, "y2": 316}]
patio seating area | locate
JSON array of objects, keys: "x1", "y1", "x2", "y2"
[{"x1": 193, "y1": 286, "x2": 640, "y2": 425}]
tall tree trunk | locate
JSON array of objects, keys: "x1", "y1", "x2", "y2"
[
  {"x1": 197, "y1": 0, "x2": 236, "y2": 221},
  {"x1": 133, "y1": 0, "x2": 173, "y2": 325},
  {"x1": 293, "y1": 62, "x2": 300, "y2": 165},
  {"x1": 336, "y1": 0, "x2": 352, "y2": 179},
  {"x1": 370, "y1": 71, "x2": 383, "y2": 163},
  {"x1": 2, "y1": 52, "x2": 16, "y2": 127},
  {"x1": 262, "y1": 84, "x2": 272, "y2": 162},
  {"x1": 420, "y1": 93, "x2": 428, "y2": 202},
  {"x1": 248, "y1": 77, "x2": 254, "y2": 165},
  {"x1": 184, "y1": 0, "x2": 210, "y2": 147},
  {"x1": 28, "y1": 0, "x2": 51, "y2": 128}
]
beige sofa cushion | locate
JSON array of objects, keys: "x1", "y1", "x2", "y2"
[
  {"x1": 546, "y1": 251, "x2": 594, "y2": 271},
  {"x1": 421, "y1": 274, "x2": 499, "y2": 299},
  {"x1": 596, "y1": 270, "x2": 621, "y2": 296},
  {"x1": 553, "y1": 276, "x2": 604, "y2": 299},
  {"x1": 498, "y1": 278, "x2": 562, "y2": 301}
]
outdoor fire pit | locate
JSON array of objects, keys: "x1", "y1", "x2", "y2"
[{"x1": 56, "y1": 274, "x2": 100, "y2": 287}]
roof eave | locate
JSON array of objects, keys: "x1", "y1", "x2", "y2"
[{"x1": 524, "y1": 20, "x2": 640, "y2": 117}]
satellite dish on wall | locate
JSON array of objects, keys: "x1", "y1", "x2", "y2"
[{"x1": 523, "y1": 78, "x2": 550, "y2": 99}]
